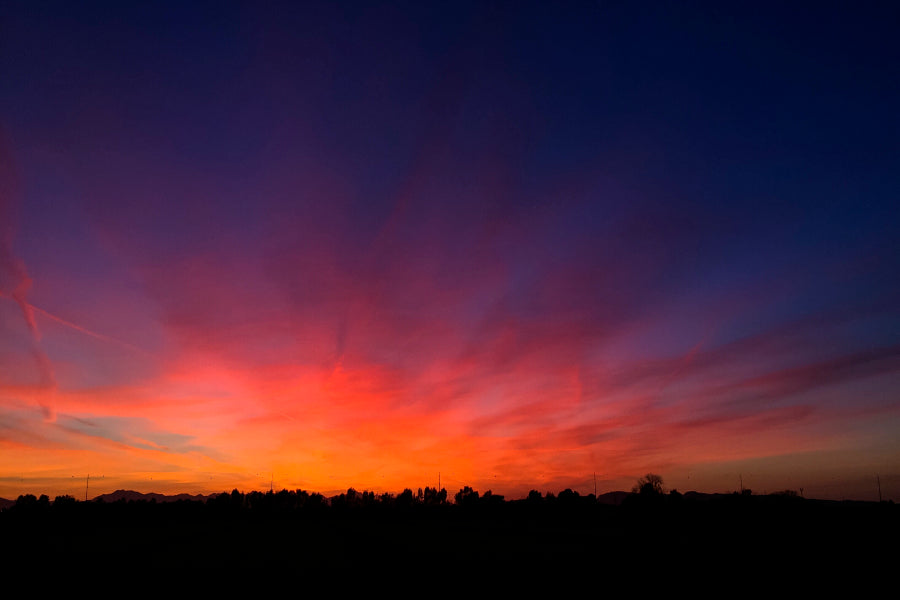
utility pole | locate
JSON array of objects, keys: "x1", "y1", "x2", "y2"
[
  {"x1": 85, "y1": 474, "x2": 89, "y2": 502},
  {"x1": 877, "y1": 475, "x2": 882, "y2": 502},
  {"x1": 594, "y1": 472, "x2": 597, "y2": 497}
]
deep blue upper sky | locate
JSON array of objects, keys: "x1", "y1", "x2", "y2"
[{"x1": 5, "y1": 1, "x2": 898, "y2": 266}]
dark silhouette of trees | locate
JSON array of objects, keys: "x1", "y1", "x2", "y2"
[
  {"x1": 452, "y1": 487, "x2": 506, "y2": 508},
  {"x1": 633, "y1": 473, "x2": 665, "y2": 496},
  {"x1": 11, "y1": 494, "x2": 50, "y2": 513},
  {"x1": 481, "y1": 490, "x2": 504, "y2": 505},
  {"x1": 557, "y1": 488, "x2": 580, "y2": 504},
  {"x1": 15, "y1": 494, "x2": 38, "y2": 508},
  {"x1": 4, "y1": 480, "x2": 895, "y2": 533},
  {"x1": 0, "y1": 480, "x2": 895, "y2": 595},
  {"x1": 53, "y1": 494, "x2": 77, "y2": 506},
  {"x1": 423, "y1": 486, "x2": 448, "y2": 505},
  {"x1": 331, "y1": 487, "x2": 379, "y2": 509},
  {"x1": 455, "y1": 486, "x2": 479, "y2": 506},
  {"x1": 332, "y1": 487, "x2": 359, "y2": 509},
  {"x1": 395, "y1": 488, "x2": 416, "y2": 508},
  {"x1": 50, "y1": 495, "x2": 78, "y2": 515}
]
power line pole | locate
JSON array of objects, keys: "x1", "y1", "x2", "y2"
[{"x1": 85, "y1": 474, "x2": 89, "y2": 502}]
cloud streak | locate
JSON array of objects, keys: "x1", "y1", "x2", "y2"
[{"x1": 0, "y1": 134, "x2": 57, "y2": 420}]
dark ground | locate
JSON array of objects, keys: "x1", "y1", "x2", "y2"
[{"x1": 1, "y1": 493, "x2": 895, "y2": 594}]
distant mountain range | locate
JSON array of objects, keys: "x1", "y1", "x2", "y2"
[
  {"x1": 91, "y1": 489, "x2": 217, "y2": 503},
  {"x1": 0, "y1": 489, "x2": 216, "y2": 507},
  {"x1": 595, "y1": 491, "x2": 630, "y2": 505}
]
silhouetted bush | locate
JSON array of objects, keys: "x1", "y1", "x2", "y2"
[{"x1": 632, "y1": 473, "x2": 665, "y2": 496}]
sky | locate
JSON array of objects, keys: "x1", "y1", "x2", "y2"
[{"x1": 1, "y1": 1, "x2": 898, "y2": 502}]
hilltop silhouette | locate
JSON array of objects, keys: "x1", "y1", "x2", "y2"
[{"x1": 92, "y1": 489, "x2": 214, "y2": 503}]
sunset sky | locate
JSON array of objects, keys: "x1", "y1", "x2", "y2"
[{"x1": 1, "y1": 1, "x2": 898, "y2": 502}]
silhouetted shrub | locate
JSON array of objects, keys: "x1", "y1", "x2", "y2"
[{"x1": 632, "y1": 474, "x2": 665, "y2": 496}]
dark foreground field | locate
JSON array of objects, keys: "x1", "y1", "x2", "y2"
[{"x1": 1, "y1": 492, "x2": 896, "y2": 593}]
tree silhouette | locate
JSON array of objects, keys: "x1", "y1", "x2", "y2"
[
  {"x1": 454, "y1": 486, "x2": 479, "y2": 506},
  {"x1": 52, "y1": 495, "x2": 78, "y2": 512},
  {"x1": 633, "y1": 473, "x2": 665, "y2": 496},
  {"x1": 423, "y1": 486, "x2": 448, "y2": 505},
  {"x1": 395, "y1": 488, "x2": 415, "y2": 507},
  {"x1": 557, "y1": 488, "x2": 580, "y2": 504},
  {"x1": 14, "y1": 494, "x2": 38, "y2": 510},
  {"x1": 481, "y1": 490, "x2": 504, "y2": 505}
]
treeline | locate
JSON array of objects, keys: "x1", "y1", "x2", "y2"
[
  {"x1": 2, "y1": 479, "x2": 896, "y2": 588},
  {"x1": 3, "y1": 485, "x2": 582, "y2": 515},
  {"x1": 4, "y1": 482, "x2": 888, "y2": 519}
]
